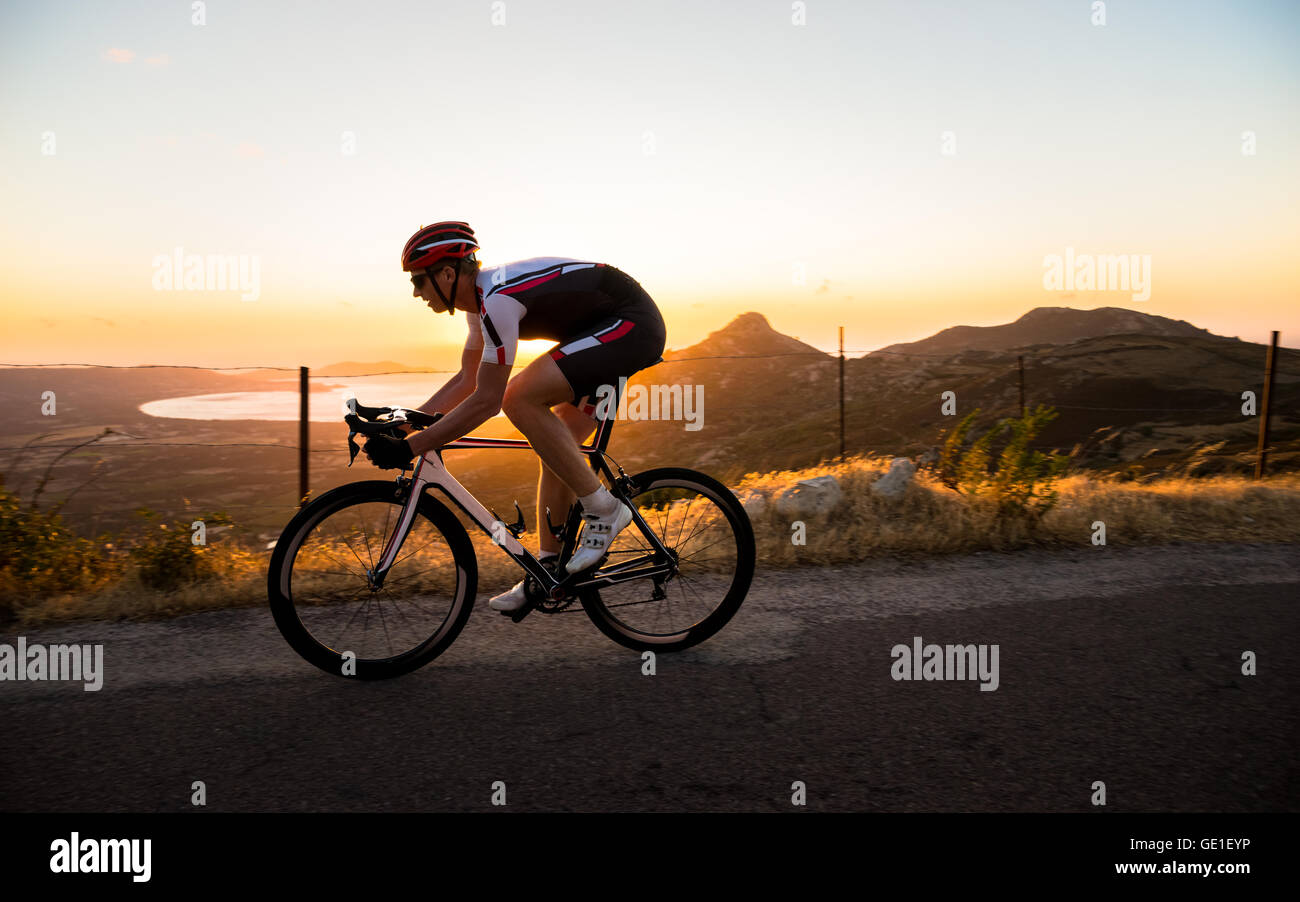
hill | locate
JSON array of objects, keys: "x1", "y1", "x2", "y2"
[
  {"x1": 597, "y1": 307, "x2": 1298, "y2": 481},
  {"x1": 2, "y1": 307, "x2": 1295, "y2": 543},
  {"x1": 873, "y1": 306, "x2": 1226, "y2": 358}
]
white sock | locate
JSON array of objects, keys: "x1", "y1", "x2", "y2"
[
  {"x1": 537, "y1": 551, "x2": 558, "y2": 561},
  {"x1": 578, "y1": 486, "x2": 618, "y2": 518}
]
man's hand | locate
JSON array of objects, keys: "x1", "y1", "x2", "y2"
[{"x1": 363, "y1": 434, "x2": 416, "y2": 470}]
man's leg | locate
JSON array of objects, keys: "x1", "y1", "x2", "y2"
[
  {"x1": 502, "y1": 354, "x2": 603, "y2": 497},
  {"x1": 536, "y1": 403, "x2": 596, "y2": 555}
]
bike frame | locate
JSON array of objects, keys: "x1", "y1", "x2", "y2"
[{"x1": 368, "y1": 410, "x2": 675, "y2": 601}]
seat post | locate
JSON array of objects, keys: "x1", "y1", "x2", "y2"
[{"x1": 589, "y1": 357, "x2": 662, "y2": 456}]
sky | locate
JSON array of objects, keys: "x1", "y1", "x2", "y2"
[{"x1": 1, "y1": 0, "x2": 1297, "y2": 368}]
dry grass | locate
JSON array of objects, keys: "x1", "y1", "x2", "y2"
[
  {"x1": 8, "y1": 459, "x2": 1299, "y2": 626},
  {"x1": 1041, "y1": 474, "x2": 1300, "y2": 545},
  {"x1": 8, "y1": 544, "x2": 268, "y2": 628},
  {"x1": 738, "y1": 455, "x2": 1300, "y2": 566}
]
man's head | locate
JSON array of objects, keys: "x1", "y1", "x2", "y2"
[
  {"x1": 402, "y1": 221, "x2": 480, "y2": 315},
  {"x1": 410, "y1": 256, "x2": 480, "y2": 313}
]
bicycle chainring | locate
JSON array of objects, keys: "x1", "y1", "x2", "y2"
[{"x1": 525, "y1": 573, "x2": 576, "y2": 613}]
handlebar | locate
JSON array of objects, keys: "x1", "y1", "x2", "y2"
[{"x1": 343, "y1": 397, "x2": 443, "y2": 467}]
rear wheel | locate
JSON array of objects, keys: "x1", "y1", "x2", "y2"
[
  {"x1": 268, "y1": 481, "x2": 477, "y2": 679},
  {"x1": 579, "y1": 467, "x2": 754, "y2": 652}
]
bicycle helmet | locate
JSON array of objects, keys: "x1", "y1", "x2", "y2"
[
  {"x1": 402, "y1": 221, "x2": 478, "y2": 315},
  {"x1": 401, "y1": 221, "x2": 478, "y2": 272}
]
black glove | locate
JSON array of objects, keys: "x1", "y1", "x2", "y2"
[{"x1": 363, "y1": 434, "x2": 415, "y2": 470}]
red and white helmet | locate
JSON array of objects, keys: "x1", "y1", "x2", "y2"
[{"x1": 401, "y1": 221, "x2": 478, "y2": 272}]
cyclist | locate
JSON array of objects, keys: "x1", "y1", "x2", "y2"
[{"x1": 363, "y1": 221, "x2": 667, "y2": 612}]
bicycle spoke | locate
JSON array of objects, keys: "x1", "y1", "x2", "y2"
[
  {"x1": 356, "y1": 512, "x2": 378, "y2": 573},
  {"x1": 286, "y1": 496, "x2": 463, "y2": 665},
  {"x1": 591, "y1": 480, "x2": 745, "y2": 640},
  {"x1": 675, "y1": 509, "x2": 720, "y2": 553},
  {"x1": 329, "y1": 520, "x2": 374, "y2": 575},
  {"x1": 374, "y1": 594, "x2": 395, "y2": 658}
]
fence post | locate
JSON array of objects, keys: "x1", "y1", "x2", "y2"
[
  {"x1": 299, "y1": 366, "x2": 310, "y2": 506},
  {"x1": 838, "y1": 326, "x2": 845, "y2": 460},
  {"x1": 1254, "y1": 331, "x2": 1279, "y2": 480},
  {"x1": 1018, "y1": 355, "x2": 1025, "y2": 418}
]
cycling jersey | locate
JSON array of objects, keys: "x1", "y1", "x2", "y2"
[
  {"x1": 463, "y1": 256, "x2": 666, "y2": 414},
  {"x1": 467, "y1": 257, "x2": 658, "y2": 365}
]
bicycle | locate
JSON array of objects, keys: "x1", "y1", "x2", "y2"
[{"x1": 268, "y1": 395, "x2": 755, "y2": 679}]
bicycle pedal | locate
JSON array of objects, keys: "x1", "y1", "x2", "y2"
[{"x1": 508, "y1": 601, "x2": 535, "y2": 624}]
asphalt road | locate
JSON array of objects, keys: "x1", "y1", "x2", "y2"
[{"x1": 1, "y1": 543, "x2": 1295, "y2": 812}]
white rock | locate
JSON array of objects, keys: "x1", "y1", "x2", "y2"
[
  {"x1": 871, "y1": 457, "x2": 916, "y2": 499},
  {"x1": 739, "y1": 490, "x2": 768, "y2": 517},
  {"x1": 774, "y1": 475, "x2": 843, "y2": 517}
]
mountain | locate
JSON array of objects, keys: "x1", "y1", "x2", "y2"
[
  {"x1": 7, "y1": 307, "x2": 1293, "y2": 540},
  {"x1": 666, "y1": 312, "x2": 826, "y2": 361},
  {"x1": 590, "y1": 306, "x2": 1298, "y2": 482},
  {"x1": 873, "y1": 306, "x2": 1226, "y2": 358}
]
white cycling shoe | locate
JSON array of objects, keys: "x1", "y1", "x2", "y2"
[
  {"x1": 488, "y1": 580, "x2": 530, "y2": 613},
  {"x1": 565, "y1": 501, "x2": 634, "y2": 573},
  {"x1": 489, "y1": 558, "x2": 559, "y2": 612}
]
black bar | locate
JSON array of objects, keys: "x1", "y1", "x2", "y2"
[{"x1": 2, "y1": 812, "x2": 1283, "y2": 888}]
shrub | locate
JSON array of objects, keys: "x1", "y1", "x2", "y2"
[
  {"x1": 0, "y1": 477, "x2": 116, "y2": 623},
  {"x1": 127, "y1": 508, "x2": 232, "y2": 593},
  {"x1": 936, "y1": 405, "x2": 1069, "y2": 527}
]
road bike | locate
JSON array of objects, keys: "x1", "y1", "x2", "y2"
[{"x1": 268, "y1": 396, "x2": 755, "y2": 678}]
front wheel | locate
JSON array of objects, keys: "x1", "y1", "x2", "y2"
[
  {"x1": 579, "y1": 467, "x2": 755, "y2": 652},
  {"x1": 268, "y1": 480, "x2": 478, "y2": 679}
]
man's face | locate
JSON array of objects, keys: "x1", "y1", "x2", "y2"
[{"x1": 411, "y1": 266, "x2": 452, "y2": 312}]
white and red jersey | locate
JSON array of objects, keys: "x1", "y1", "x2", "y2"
[{"x1": 464, "y1": 257, "x2": 649, "y2": 366}]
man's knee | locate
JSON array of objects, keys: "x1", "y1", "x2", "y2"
[{"x1": 501, "y1": 381, "x2": 540, "y2": 419}]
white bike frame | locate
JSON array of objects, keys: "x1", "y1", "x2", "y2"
[{"x1": 352, "y1": 401, "x2": 674, "y2": 601}]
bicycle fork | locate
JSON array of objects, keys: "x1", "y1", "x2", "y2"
[{"x1": 366, "y1": 474, "x2": 424, "y2": 591}]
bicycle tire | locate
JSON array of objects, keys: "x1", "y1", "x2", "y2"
[
  {"x1": 579, "y1": 467, "x2": 755, "y2": 652},
  {"x1": 268, "y1": 480, "x2": 478, "y2": 679}
]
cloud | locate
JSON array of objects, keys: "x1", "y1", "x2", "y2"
[
  {"x1": 144, "y1": 54, "x2": 170, "y2": 67},
  {"x1": 103, "y1": 48, "x2": 135, "y2": 63},
  {"x1": 235, "y1": 142, "x2": 265, "y2": 158}
]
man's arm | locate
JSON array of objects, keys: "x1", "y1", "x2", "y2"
[
  {"x1": 398, "y1": 316, "x2": 484, "y2": 436},
  {"x1": 411, "y1": 342, "x2": 480, "y2": 417},
  {"x1": 406, "y1": 361, "x2": 510, "y2": 456}
]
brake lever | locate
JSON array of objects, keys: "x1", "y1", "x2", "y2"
[{"x1": 342, "y1": 398, "x2": 439, "y2": 468}]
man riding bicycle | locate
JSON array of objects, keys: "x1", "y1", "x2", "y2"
[{"x1": 362, "y1": 221, "x2": 667, "y2": 612}]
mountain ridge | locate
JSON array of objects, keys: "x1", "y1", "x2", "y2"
[
  {"x1": 321, "y1": 306, "x2": 1263, "y2": 373},
  {"x1": 871, "y1": 306, "x2": 1231, "y2": 358}
]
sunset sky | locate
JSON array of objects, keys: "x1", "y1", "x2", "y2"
[{"x1": 2, "y1": 0, "x2": 1297, "y2": 368}]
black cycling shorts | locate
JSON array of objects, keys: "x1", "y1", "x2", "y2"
[{"x1": 549, "y1": 304, "x2": 666, "y2": 417}]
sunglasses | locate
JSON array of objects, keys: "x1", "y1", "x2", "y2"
[{"x1": 410, "y1": 271, "x2": 430, "y2": 288}]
